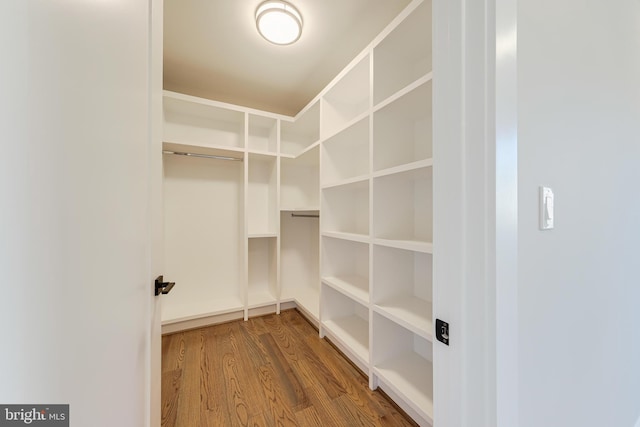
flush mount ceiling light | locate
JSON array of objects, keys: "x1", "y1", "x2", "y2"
[{"x1": 255, "y1": 1, "x2": 303, "y2": 45}]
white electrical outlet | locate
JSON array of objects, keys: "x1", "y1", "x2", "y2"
[{"x1": 540, "y1": 187, "x2": 554, "y2": 230}]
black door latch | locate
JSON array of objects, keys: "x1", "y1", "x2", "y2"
[
  {"x1": 155, "y1": 276, "x2": 175, "y2": 296},
  {"x1": 436, "y1": 319, "x2": 449, "y2": 345}
]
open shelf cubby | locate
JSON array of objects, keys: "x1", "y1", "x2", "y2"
[
  {"x1": 248, "y1": 236, "x2": 277, "y2": 309},
  {"x1": 322, "y1": 55, "x2": 371, "y2": 139},
  {"x1": 372, "y1": 245, "x2": 432, "y2": 340},
  {"x1": 321, "y1": 116, "x2": 370, "y2": 185},
  {"x1": 163, "y1": 92, "x2": 245, "y2": 149},
  {"x1": 373, "y1": 0, "x2": 432, "y2": 105},
  {"x1": 321, "y1": 284, "x2": 370, "y2": 372},
  {"x1": 322, "y1": 179, "x2": 369, "y2": 237},
  {"x1": 281, "y1": 102, "x2": 320, "y2": 157},
  {"x1": 373, "y1": 81, "x2": 432, "y2": 173},
  {"x1": 281, "y1": 145, "x2": 319, "y2": 211},
  {"x1": 373, "y1": 166, "x2": 432, "y2": 247},
  {"x1": 372, "y1": 312, "x2": 433, "y2": 426},
  {"x1": 248, "y1": 153, "x2": 278, "y2": 237},
  {"x1": 280, "y1": 210, "x2": 320, "y2": 320},
  {"x1": 322, "y1": 236, "x2": 369, "y2": 305},
  {"x1": 248, "y1": 114, "x2": 277, "y2": 154}
]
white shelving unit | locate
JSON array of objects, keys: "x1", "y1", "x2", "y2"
[
  {"x1": 162, "y1": 1, "x2": 435, "y2": 424},
  {"x1": 280, "y1": 118, "x2": 321, "y2": 321},
  {"x1": 322, "y1": 179, "x2": 369, "y2": 237},
  {"x1": 247, "y1": 236, "x2": 277, "y2": 309},
  {"x1": 280, "y1": 210, "x2": 319, "y2": 320},
  {"x1": 247, "y1": 153, "x2": 278, "y2": 237},
  {"x1": 373, "y1": 245, "x2": 432, "y2": 340},
  {"x1": 321, "y1": 116, "x2": 369, "y2": 186},
  {"x1": 281, "y1": 146, "x2": 319, "y2": 211},
  {"x1": 373, "y1": 167, "x2": 432, "y2": 246},
  {"x1": 322, "y1": 237, "x2": 369, "y2": 306},
  {"x1": 321, "y1": 285, "x2": 370, "y2": 373},
  {"x1": 373, "y1": 80, "x2": 432, "y2": 173},
  {"x1": 280, "y1": 101, "x2": 319, "y2": 157},
  {"x1": 321, "y1": 55, "x2": 370, "y2": 139},
  {"x1": 373, "y1": 0, "x2": 432, "y2": 105},
  {"x1": 164, "y1": 91, "x2": 245, "y2": 150},
  {"x1": 162, "y1": 87, "x2": 323, "y2": 327},
  {"x1": 372, "y1": 313, "x2": 433, "y2": 426},
  {"x1": 248, "y1": 114, "x2": 277, "y2": 154},
  {"x1": 318, "y1": 1, "x2": 434, "y2": 425}
]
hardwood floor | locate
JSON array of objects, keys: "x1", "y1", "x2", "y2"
[{"x1": 161, "y1": 309, "x2": 418, "y2": 427}]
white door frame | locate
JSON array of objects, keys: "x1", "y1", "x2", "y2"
[
  {"x1": 433, "y1": 0, "x2": 518, "y2": 425},
  {"x1": 148, "y1": 0, "x2": 164, "y2": 426}
]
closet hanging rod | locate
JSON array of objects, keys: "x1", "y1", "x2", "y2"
[
  {"x1": 163, "y1": 150, "x2": 243, "y2": 162},
  {"x1": 291, "y1": 213, "x2": 319, "y2": 218}
]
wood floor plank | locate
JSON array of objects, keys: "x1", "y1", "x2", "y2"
[
  {"x1": 294, "y1": 405, "x2": 324, "y2": 427},
  {"x1": 229, "y1": 321, "x2": 276, "y2": 421},
  {"x1": 257, "y1": 364, "x2": 300, "y2": 427},
  {"x1": 219, "y1": 323, "x2": 253, "y2": 426},
  {"x1": 174, "y1": 330, "x2": 203, "y2": 426},
  {"x1": 199, "y1": 327, "x2": 232, "y2": 426},
  {"x1": 265, "y1": 312, "x2": 347, "y2": 399},
  {"x1": 247, "y1": 412, "x2": 270, "y2": 427},
  {"x1": 161, "y1": 309, "x2": 419, "y2": 427},
  {"x1": 160, "y1": 369, "x2": 181, "y2": 427},
  {"x1": 259, "y1": 332, "x2": 309, "y2": 411},
  {"x1": 299, "y1": 385, "x2": 350, "y2": 427},
  {"x1": 162, "y1": 332, "x2": 186, "y2": 373}
]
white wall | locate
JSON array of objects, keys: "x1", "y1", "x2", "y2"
[{"x1": 518, "y1": 1, "x2": 640, "y2": 426}]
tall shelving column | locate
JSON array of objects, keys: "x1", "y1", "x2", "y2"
[
  {"x1": 279, "y1": 103, "x2": 321, "y2": 321},
  {"x1": 319, "y1": 53, "x2": 372, "y2": 376},
  {"x1": 370, "y1": 1, "x2": 434, "y2": 425},
  {"x1": 246, "y1": 114, "x2": 279, "y2": 319},
  {"x1": 317, "y1": 0, "x2": 434, "y2": 425}
]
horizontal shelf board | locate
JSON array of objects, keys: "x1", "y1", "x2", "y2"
[
  {"x1": 374, "y1": 352, "x2": 433, "y2": 425},
  {"x1": 373, "y1": 297, "x2": 433, "y2": 341},
  {"x1": 163, "y1": 141, "x2": 245, "y2": 160},
  {"x1": 281, "y1": 207, "x2": 320, "y2": 213},
  {"x1": 297, "y1": 140, "x2": 321, "y2": 157},
  {"x1": 373, "y1": 72, "x2": 433, "y2": 114},
  {"x1": 247, "y1": 232, "x2": 278, "y2": 239},
  {"x1": 246, "y1": 148, "x2": 278, "y2": 157},
  {"x1": 281, "y1": 140, "x2": 320, "y2": 159},
  {"x1": 373, "y1": 159, "x2": 433, "y2": 178},
  {"x1": 322, "y1": 315, "x2": 369, "y2": 365},
  {"x1": 322, "y1": 231, "x2": 370, "y2": 244},
  {"x1": 322, "y1": 275, "x2": 370, "y2": 305},
  {"x1": 320, "y1": 111, "x2": 370, "y2": 143},
  {"x1": 162, "y1": 295, "x2": 244, "y2": 325},
  {"x1": 321, "y1": 175, "x2": 370, "y2": 190},
  {"x1": 163, "y1": 90, "x2": 291, "y2": 121},
  {"x1": 373, "y1": 238, "x2": 432, "y2": 253},
  {"x1": 247, "y1": 291, "x2": 277, "y2": 309}
]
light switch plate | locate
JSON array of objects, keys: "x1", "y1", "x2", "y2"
[{"x1": 540, "y1": 186, "x2": 554, "y2": 230}]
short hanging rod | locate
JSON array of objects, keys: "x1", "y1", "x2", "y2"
[
  {"x1": 291, "y1": 213, "x2": 319, "y2": 218},
  {"x1": 163, "y1": 150, "x2": 243, "y2": 162}
]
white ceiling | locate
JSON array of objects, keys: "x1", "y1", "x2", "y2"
[{"x1": 163, "y1": 0, "x2": 412, "y2": 117}]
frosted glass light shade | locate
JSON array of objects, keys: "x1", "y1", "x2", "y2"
[{"x1": 256, "y1": 1, "x2": 303, "y2": 45}]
